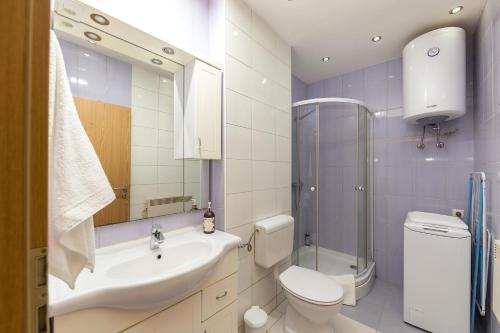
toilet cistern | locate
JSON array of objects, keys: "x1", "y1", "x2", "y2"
[{"x1": 150, "y1": 223, "x2": 165, "y2": 250}]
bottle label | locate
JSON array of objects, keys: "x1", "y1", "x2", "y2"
[{"x1": 203, "y1": 217, "x2": 215, "y2": 232}]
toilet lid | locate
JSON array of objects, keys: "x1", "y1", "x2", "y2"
[{"x1": 279, "y1": 266, "x2": 343, "y2": 305}]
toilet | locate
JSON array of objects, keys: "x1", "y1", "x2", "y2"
[{"x1": 254, "y1": 215, "x2": 344, "y2": 333}]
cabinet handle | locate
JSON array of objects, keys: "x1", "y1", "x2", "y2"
[{"x1": 215, "y1": 290, "x2": 228, "y2": 300}]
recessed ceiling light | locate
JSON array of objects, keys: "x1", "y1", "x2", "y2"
[
  {"x1": 322, "y1": 57, "x2": 331, "y2": 62},
  {"x1": 371, "y1": 35, "x2": 382, "y2": 42},
  {"x1": 162, "y1": 47, "x2": 175, "y2": 55},
  {"x1": 84, "y1": 31, "x2": 101, "y2": 42},
  {"x1": 151, "y1": 58, "x2": 163, "y2": 65},
  {"x1": 90, "y1": 13, "x2": 110, "y2": 25},
  {"x1": 449, "y1": 6, "x2": 464, "y2": 14}
]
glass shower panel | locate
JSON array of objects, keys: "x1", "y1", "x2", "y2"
[
  {"x1": 317, "y1": 102, "x2": 358, "y2": 275},
  {"x1": 292, "y1": 104, "x2": 318, "y2": 270},
  {"x1": 356, "y1": 106, "x2": 368, "y2": 273}
]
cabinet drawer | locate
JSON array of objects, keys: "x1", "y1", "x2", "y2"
[{"x1": 202, "y1": 273, "x2": 237, "y2": 320}]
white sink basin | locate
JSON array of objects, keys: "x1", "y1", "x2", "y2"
[{"x1": 48, "y1": 227, "x2": 240, "y2": 317}]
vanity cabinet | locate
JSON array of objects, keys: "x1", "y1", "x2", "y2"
[
  {"x1": 182, "y1": 59, "x2": 222, "y2": 160},
  {"x1": 53, "y1": 249, "x2": 238, "y2": 333}
]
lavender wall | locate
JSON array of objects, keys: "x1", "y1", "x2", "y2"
[
  {"x1": 293, "y1": 56, "x2": 475, "y2": 286},
  {"x1": 475, "y1": 0, "x2": 500, "y2": 332}
]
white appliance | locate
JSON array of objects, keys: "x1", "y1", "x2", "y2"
[
  {"x1": 403, "y1": 27, "x2": 466, "y2": 124},
  {"x1": 404, "y1": 211, "x2": 471, "y2": 333}
]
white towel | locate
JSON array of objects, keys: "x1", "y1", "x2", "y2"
[
  {"x1": 48, "y1": 31, "x2": 115, "y2": 289},
  {"x1": 331, "y1": 274, "x2": 356, "y2": 306}
]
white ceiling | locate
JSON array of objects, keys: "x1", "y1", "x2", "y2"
[{"x1": 244, "y1": 0, "x2": 486, "y2": 83}]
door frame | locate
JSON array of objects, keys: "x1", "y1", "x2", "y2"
[{"x1": 0, "y1": 0, "x2": 50, "y2": 332}]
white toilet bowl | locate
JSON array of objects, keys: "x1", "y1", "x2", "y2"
[{"x1": 279, "y1": 265, "x2": 343, "y2": 333}]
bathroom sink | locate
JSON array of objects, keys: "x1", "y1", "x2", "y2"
[{"x1": 48, "y1": 227, "x2": 240, "y2": 317}]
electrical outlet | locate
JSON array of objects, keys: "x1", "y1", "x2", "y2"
[{"x1": 452, "y1": 209, "x2": 465, "y2": 220}]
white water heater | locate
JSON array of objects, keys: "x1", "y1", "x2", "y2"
[{"x1": 403, "y1": 27, "x2": 466, "y2": 124}]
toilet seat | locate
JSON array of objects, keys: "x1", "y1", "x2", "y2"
[{"x1": 279, "y1": 265, "x2": 343, "y2": 306}]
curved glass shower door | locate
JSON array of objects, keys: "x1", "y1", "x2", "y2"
[{"x1": 292, "y1": 99, "x2": 372, "y2": 280}]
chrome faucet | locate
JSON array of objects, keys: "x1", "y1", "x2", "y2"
[{"x1": 150, "y1": 223, "x2": 165, "y2": 250}]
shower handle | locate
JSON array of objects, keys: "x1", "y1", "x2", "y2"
[
  {"x1": 354, "y1": 185, "x2": 365, "y2": 191},
  {"x1": 310, "y1": 186, "x2": 316, "y2": 192}
]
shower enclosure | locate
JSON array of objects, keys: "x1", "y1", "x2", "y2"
[{"x1": 292, "y1": 98, "x2": 375, "y2": 299}]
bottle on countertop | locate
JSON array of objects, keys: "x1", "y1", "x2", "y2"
[
  {"x1": 191, "y1": 198, "x2": 198, "y2": 211},
  {"x1": 203, "y1": 201, "x2": 215, "y2": 234}
]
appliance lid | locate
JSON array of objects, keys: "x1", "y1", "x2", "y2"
[
  {"x1": 279, "y1": 266, "x2": 343, "y2": 305},
  {"x1": 406, "y1": 211, "x2": 468, "y2": 230}
]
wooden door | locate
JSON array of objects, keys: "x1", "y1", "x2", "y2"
[
  {"x1": 0, "y1": 0, "x2": 50, "y2": 331},
  {"x1": 74, "y1": 97, "x2": 131, "y2": 226}
]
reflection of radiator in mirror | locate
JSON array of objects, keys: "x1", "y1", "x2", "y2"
[{"x1": 146, "y1": 196, "x2": 193, "y2": 218}]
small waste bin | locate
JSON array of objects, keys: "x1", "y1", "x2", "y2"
[{"x1": 244, "y1": 305, "x2": 267, "y2": 333}]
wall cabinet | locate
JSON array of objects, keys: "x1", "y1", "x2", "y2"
[
  {"x1": 182, "y1": 59, "x2": 222, "y2": 160},
  {"x1": 53, "y1": 249, "x2": 238, "y2": 333}
]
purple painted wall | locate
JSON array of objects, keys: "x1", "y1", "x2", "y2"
[
  {"x1": 475, "y1": 0, "x2": 500, "y2": 332},
  {"x1": 292, "y1": 56, "x2": 475, "y2": 287}
]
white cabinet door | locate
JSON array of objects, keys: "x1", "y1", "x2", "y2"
[
  {"x1": 124, "y1": 293, "x2": 202, "y2": 333},
  {"x1": 184, "y1": 59, "x2": 221, "y2": 160},
  {"x1": 202, "y1": 301, "x2": 238, "y2": 333}
]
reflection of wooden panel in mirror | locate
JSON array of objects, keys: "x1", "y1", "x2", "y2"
[{"x1": 74, "y1": 97, "x2": 131, "y2": 226}]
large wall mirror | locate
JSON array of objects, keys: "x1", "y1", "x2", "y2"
[{"x1": 53, "y1": 2, "x2": 211, "y2": 226}]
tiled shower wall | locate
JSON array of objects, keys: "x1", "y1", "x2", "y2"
[
  {"x1": 475, "y1": 0, "x2": 500, "y2": 332},
  {"x1": 223, "y1": 0, "x2": 292, "y2": 331},
  {"x1": 293, "y1": 55, "x2": 475, "y2": 287}
]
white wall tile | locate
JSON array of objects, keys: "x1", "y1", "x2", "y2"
[
  {"x1": 158, "y1": 94, "x2": 174, "y2": 113},
  {"x1": 275, "y1": 162, "x2": 291, "y2": 188},
  {"x1": 158, "y1": 183, "x2": 182, "y2": 197},
  {"x1": 159, "y1": 77, "x2": 174, "y2": 96},
  {"x1": 132, "y1": 107, "x2": 158, "y2": 128},
  {"x1": 275, "y1": 110, "x2": 291, "y2": 138},
  {"x1": 158, "y1": 166, "x2": 181, "y2": 183},
  {"x1": 252, "y1": 130, "x2": 275, "y2": 161},
  {"x1": 226, "y1": 20, "x2": 252, "y2": 66},
  {"x1": 275, "y1": 187, "x2": 291, "y2": 214},
  {"x1": 252, "y1": 161, "x2": 275, "y2": 190},
  {"x1": 273, "y1": 83, "x2": 291, "y2": 112},
  {"x1": 132, "y1": 86, "x2": 158, "y2": 110},
  {"x1": 131, "y1": 165, "x2": 157, "y2": 185},
  {"x1": 252, "y1": 41, "x2": 275, "y2": 79},
  {"x1": 238, "y1": 287, "x2": 252, "y2": 327},
  {"x1": 158, "y1": 130, "x2": 174, "y2": 149},
  {"x1": 130, "y1": 184, "x2": 157, "y2": 204},
  {"x1": 157, "y1": 148, "x2": 181, "y2": 166},
  {"x1": 132, "y1": 66, "x2": 159, "y2": 92},
  {"x1": 226, "y1": 125, "x2": 252, "y2": 159},
  {"x1": 132, "y1": 146, "x2": 157, "y2": 165},
  {"x1": 252, "y1": 273, "x2": 276, "y2": 307},
  {"x1": 251, "y1": 13, "x2": 276, "y2": 53},
  {"x1": 226, "y1": 0, "x2": 252, "y2": 34},
  {"x1": 238, "y1": 256, "x2": 253, "y2": 293},
  {"x1": 226, "y1": 159, "x2": 252, "y2": 193},
  {"x1": 252, "y1": 100, "x2": 275, "y2": 133},
  {"x1": 132, "y1": 126, "x2": 158, "y2": 147},
  {"x1": 252, "y1": 189, "x2": 276, "y2": 221},
  {"x1": 226, "y1": 55, "x2": 252, "y2": 96},
  {"x1": 226, "y1": 89, "x2": 252, "y2": 128},
  {"x1": 158, "y1": 111, "x2": 174, "y2": 131},
  {"x1": 226, "y1": 192, "x2": 252, "y2": 228},
  {"x1": 275, "y1": 136, "x2": 291, "y2": 162},
  {"x1": 251, "y1": 70, "x2": 273, "y2": 105}
]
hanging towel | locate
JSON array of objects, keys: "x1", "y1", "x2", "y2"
[
  {"x1": 48, "y1": 31, "x2": 115, "y2": 289},
  {"x1": 331, "y1": 274, "x2": 356, "y2": 306}
]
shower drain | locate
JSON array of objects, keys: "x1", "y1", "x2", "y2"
[{"x1": 349, "y1": 265, "x2": 357, "y2": 270}]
